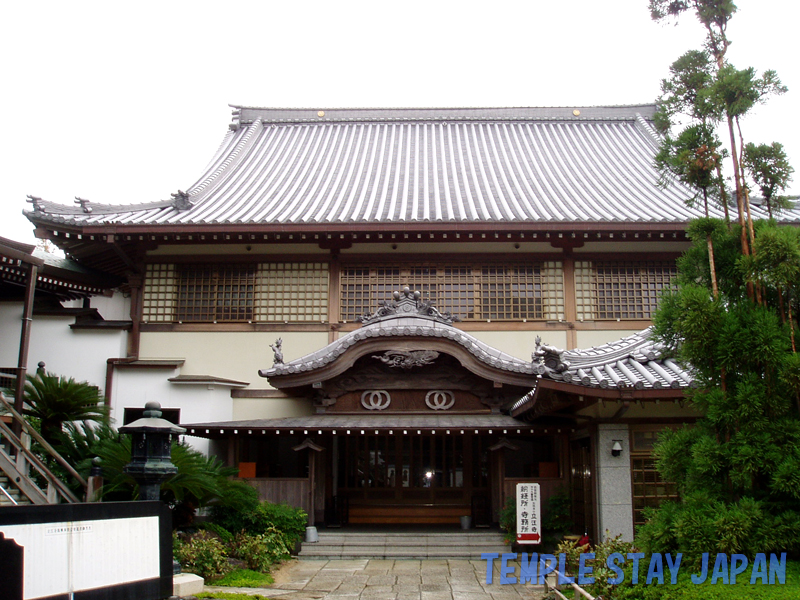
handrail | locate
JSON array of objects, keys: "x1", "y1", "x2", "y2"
[
  {"x1": 0, "y1": 482, "x2": 19, "y2": 505},
  {"x1": 0, "y1": 393, "x2": 88, "y2": 490},
  {"x1": 545, "y1": 564, "x2": 597, "y2": 600},
  {"x1": 0, "y1": 418, "x2": 81, "y2": 503}
]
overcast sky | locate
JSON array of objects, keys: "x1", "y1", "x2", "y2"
[{"x1": 1, "y1": 0, "x2": 797, "y2": 244}]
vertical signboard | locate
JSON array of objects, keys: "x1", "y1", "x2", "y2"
[{"x1": 516, "y1": 482, "x2": 541, "y2": 543}]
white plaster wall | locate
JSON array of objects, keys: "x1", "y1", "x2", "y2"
[
  {"x1": 0, "y1": 303, "x2": 127, "y2": 394},
  {"x1": 28, "y1": 318, "x2": 127, "y2": 393},
  {"x1": 62, "y1": 294, "x2": 131, "y2": 321},
  {"x1": 595, "y1": 423, "x2": 634, "y2": 542},
  {"x1": 469, "y1": 329, "x2": 568, "y2": 362},
  {"x1": 139, "y1": 331, "x2": 329, "y2": 387},
  {"x1": 112, "y1": 367, "x2": 235, "y2": 456},
  {"x1": 0, "y1": 302, "x2": 24, "y2": 365}
]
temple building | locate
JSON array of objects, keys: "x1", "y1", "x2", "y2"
[{"x1": 14, "y1": 105, "x2": 800, "y2": 540}]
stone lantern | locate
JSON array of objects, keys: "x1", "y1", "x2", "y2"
[{"x1": 120, "y1": 401, "x2": 186, "y2": 501}]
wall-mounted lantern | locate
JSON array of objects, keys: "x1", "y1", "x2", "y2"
[
  {"x1": 120, "y1": 401, "x2": 186, "y2": 501},
  {"x1": 611, "y1": 440, "x2": 623, "y2": 457}
]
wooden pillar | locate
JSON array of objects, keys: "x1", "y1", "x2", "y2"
[
  {"x1": 328, "y1": 252, "x2": 340, "y2": 344},
  {"x1": 13, "y1": 263, "x2": 37, "y2": 438},
  {"x1": 489, "y1": 437, "x2": 519, "y2": 524},
  {"x1": 127, "y1": 274, "x2": 144, "y2": 358},
  {"x1": 562, "y1": 250, "x2": 577, "y2": 350},
  {"x1": 293, "y1": 438, "x2": 325, "y2": 526}
]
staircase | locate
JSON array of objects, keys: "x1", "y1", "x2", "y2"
[
  {"x1": 0, "y1": 393, "x2": 86, "y2": 506},
  {"x1": 299, "y1": 528, "x2": 509, "y2": 559},
  {"x1": 0, "y1": 473, "x2": 31, "y2": 506}
]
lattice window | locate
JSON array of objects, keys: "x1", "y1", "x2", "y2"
[
  {"x1": 256, "y1": 263, "x2": 329, "y2": 322},
  {"x1": 575, "y1": 261, "x2": 676, "y2": 320},
  {"x1": 631, "y1": 427, "x2": 679, "y2": 526},
  {"x1": 142, "y1": 264, "x2": 177, "y2": 322},
  {"x1": 339, "y1": 262, "x2": 564, "y2": 322},
  {"x1": 143, "y1": 262, "x2": 328, "y2": 323},
  {"x1": 176, "y1": 264, "x2": 256, "y2": 322}
]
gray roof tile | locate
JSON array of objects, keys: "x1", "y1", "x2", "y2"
[{"x1": 27, "y1": 106, "x2": 800, "y2": 227}]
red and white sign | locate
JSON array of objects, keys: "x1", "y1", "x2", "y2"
[{"x1": 516, "y1": 482, "x2": 541, "y2": 543}]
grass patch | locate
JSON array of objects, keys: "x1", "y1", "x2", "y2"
[
  {"x1": 196, "y1": 593, "x2": 272, "y2": 600},
  {"x1": 209, "y1": 568, "x2": 274, "y2": 587}
]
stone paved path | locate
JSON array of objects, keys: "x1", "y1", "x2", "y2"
[{"x1": 204, "y1": 558, "x2": 547, "y2": 600}]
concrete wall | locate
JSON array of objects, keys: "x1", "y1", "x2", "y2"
[{"x1": 595, "y1": 423, "x2": 634, "y2": 542}]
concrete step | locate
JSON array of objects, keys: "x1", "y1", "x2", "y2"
[{"x1": 299, "y1": 530, "x2": 510, "y2": 559}]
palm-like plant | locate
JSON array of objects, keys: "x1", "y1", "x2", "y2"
[{"x1": 22, "y1": 371, "x2": 108, "y2": 444}]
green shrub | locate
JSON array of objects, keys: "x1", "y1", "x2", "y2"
[
  {"x1": 249, "y1": 502, "x2": 307, "y2": 547},
  {"x1": 207, "y1": 481, "x2": 260, "y2": 532},
  {"x1": 202, "y1": 521, "x2": 234, "y2": 545},
  {"x1": 232, "y1": 528, "x2": 290, "y2": 571},
  {"x1": 174, "y1": 531, "x2": 230, "y2": 578},
  {"x1": 499, "y1": 496, "x2": 516, "y2": 544}
]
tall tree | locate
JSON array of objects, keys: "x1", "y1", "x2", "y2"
[
  {"x1": 639, "y1": 221, "x2": 800, "y2": 559},
  {"x1": 651, "y1": 0, "x2": 787, "y2": 292},
  {"x1": 743, "y1": 142, "x2": 795, "y2": 218}
]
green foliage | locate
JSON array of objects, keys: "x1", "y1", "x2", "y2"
[
  {"x1": 655, "y1": 124, "x2": 722, "y2": 213},
  {"x1": 499, "y1": 496, "x2": 516, "y2": 544},
  {"x1": 642, "y1": 220, "x2": 800, "y2": 561},
  {"x1": 232, "y1": 529, "x2": 290, "y2": 571},
  {"x1": 174, "y1": 531, "x2": 230, "y2": 578},
  {"x1": 744, "y1": 142, "x2": 794, "y2": 217},
  {"x1": 21, "y1": 371, "x2": 108, "y2": 444},
  {"x1": 212, "y1": 501, "x2": 307, "y2": 550},
  {"x1": 556, "y1": 534, "x2": 637, "y2": 600},
  {"x1": 499, "y1": 489, "x2": 573, "y2": 547},
  {"x1": 202, "y1": 522, "x2": 234, "y2": 545},
  {"x1": 542, "y1": 488, "x2": 573, "y2": 536},
  {"x1": 211, "y1": 569, "x2": 274, "y2": 587}
]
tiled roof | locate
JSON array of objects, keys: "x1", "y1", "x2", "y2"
[
  {"x1": 260, "y1": 317, "x2": 535, "y2": 379},
  {"x1": 512, "y1": 328, "x2": 694, "y2": 414},
  {"x1": 28, "y1": 106, "x2": 799, "y2": 228}
]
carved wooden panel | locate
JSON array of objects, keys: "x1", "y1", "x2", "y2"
[{"x1": 329, "y1": 389, "x2": 487, "y2": 413}]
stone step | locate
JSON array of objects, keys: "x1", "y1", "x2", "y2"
[
  {"x1": 300, "y1": 545, "x2": 509, "y2": 560},
  {"x1": 299, "y1": 530, "x2": 510, "y2": 559}
]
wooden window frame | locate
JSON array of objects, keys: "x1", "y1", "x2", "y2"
[
  {"x1": 630, "y1": 425, "x2": 679, "y2": 527},
  {"x1": 576, "y1": 260, "x2": 676, "y2": 321},
  {"x1": 339, "y1": 261, "x2": 564, "y2": 322}
]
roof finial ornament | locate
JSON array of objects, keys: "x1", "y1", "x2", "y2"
[
  {"x1": 270, "y1": 338, "x2": 284, "y2": 366},
  {"x1": 358, "y1": 288, "x2": 460, "y2": 325},
  {"x1": 74, "y1": 197, "x2": 92, "y2": 213},
  {"x1": 26, "y1": 195, "x2": 45, "y2": 213},
  {"x1": 532, "y1": 336, "x2": 570, "y2": 374},
  {"x1": 171, "y1": 190, "x2": 193, "y2": 211}
]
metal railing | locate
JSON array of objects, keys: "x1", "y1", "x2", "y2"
[{"x1": 0, "y1": 393, "x2": 87, "y2": 504}]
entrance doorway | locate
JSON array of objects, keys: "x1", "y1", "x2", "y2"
[{"x1": 336, "y1": 433, "x2": 491, "y2": 525}]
